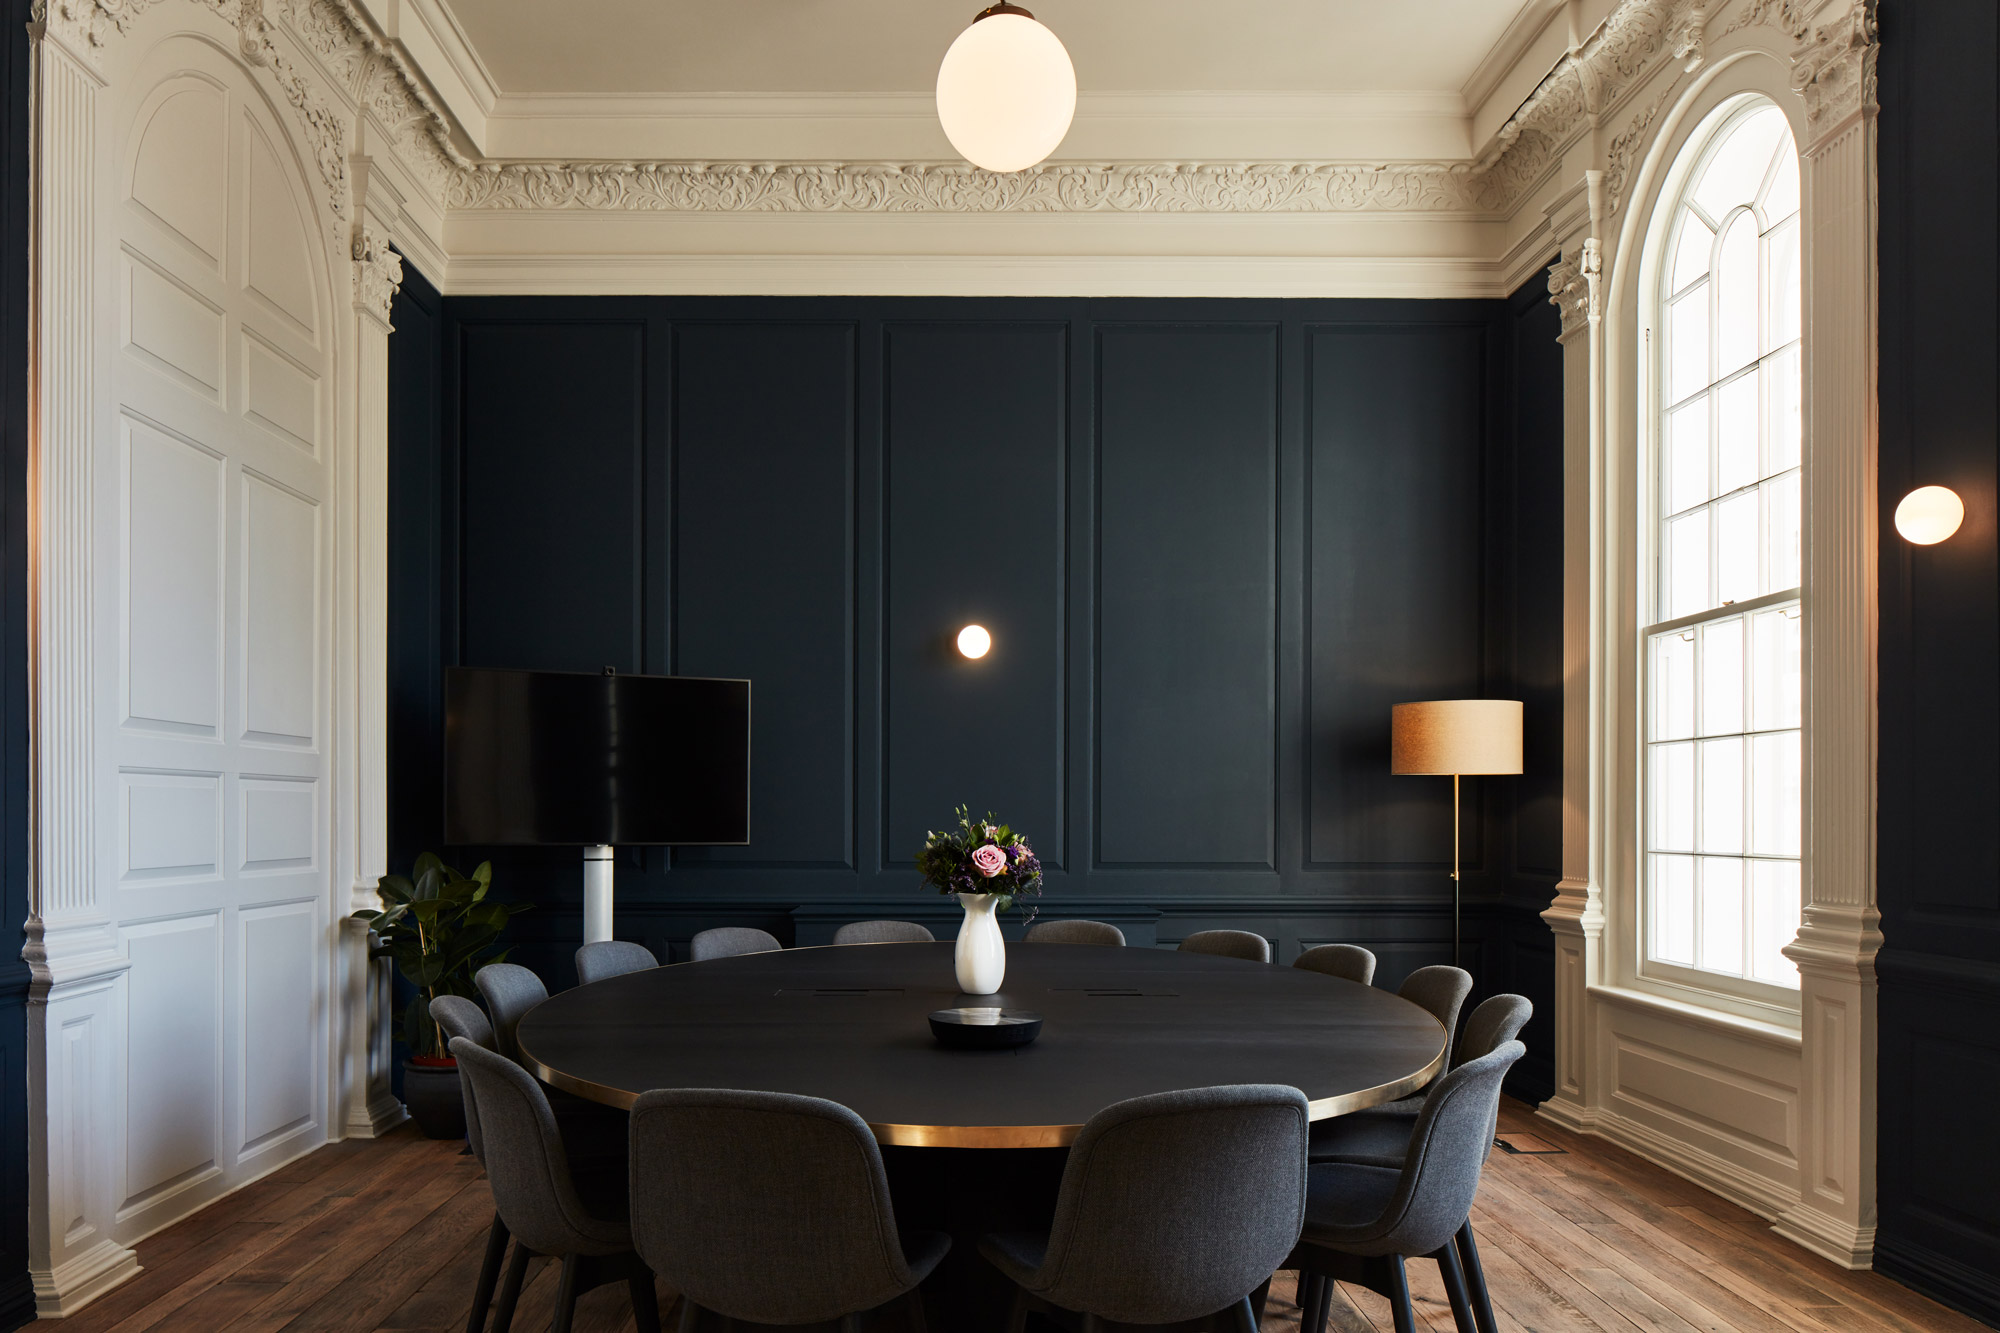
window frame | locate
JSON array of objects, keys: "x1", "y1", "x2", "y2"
[{"x1": 1634, "y1": 93, "x2": 1807, "y2": 1021}]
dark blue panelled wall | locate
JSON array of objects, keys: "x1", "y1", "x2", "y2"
[
  {"x1": 387, "y1": 287, "x2": 1565, "y2": 1101},
  {"x1": 0, "y1": 0, "x2": 33, "y2": 1324},
  {"x1": 1875, "y1": 0, "x2": 2000, "y2": 1322}
]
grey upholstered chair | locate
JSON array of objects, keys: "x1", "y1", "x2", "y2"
[
  {"x1": 1303, "y1": 966, "x2": 1475, "y2": 1167},
  {"x1": 628, "y1": 1088, "x2": 948, "y2": 1330},
  {"x1": 453, "y1": 1040, "x2": 661, "y2": 1333},
  {"x1": 831, "y1": 919, "x2": 935, "y2": 945},
  {"x1": 1178, "y1": 929, "x2": 1272, "y2": 964},
  {"x1": 431, "y1": 996, "x2": 507, "y2": 1333},
  {"x1": 688, "y1": 926, "x2": 783, "y2": 962},
  {"x1": 575, "y1": 939, "x2": 658, "y2": 986},
  {"x1": 979, "y1": 1084, "x2": 1309, "y2": 1331},
  {"x1": 1290, "y1": 1041, "x2": 1526, "y2": 1333},
  {"x1": 1399, "y1": 965, "x2": 1475, "y2": 1072},
  {"x1": 473, "y1": 962, "x2": 547, "y2": 1065},
  {"x1": 1304, "y1": 994, "x2": 1533, "y2": 1333},
  {"x1": 1293, "y1": 943, "x2": 1377, "y2": 986},
  {"x1": 1023, "y1": 919, "x2": 1125, "y2": 947}
]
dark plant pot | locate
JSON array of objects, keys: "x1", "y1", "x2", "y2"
[{"x1": 402, "y1": 1058, "x2": 466, "y2": 1140}]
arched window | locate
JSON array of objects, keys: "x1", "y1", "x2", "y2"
[{"x1": 1644, "y1": 101, "x2": 1803, "y2": 999}]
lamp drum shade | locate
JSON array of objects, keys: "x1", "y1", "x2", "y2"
[{"x1": 1391, "y1": 700, "x2": 1524, "y2": 776}]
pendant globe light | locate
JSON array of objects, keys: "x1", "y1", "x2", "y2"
[{"x1": 935, "y1": 3, "x2": 1077, "y2": 173}]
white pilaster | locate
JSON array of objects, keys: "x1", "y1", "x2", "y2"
[
  {"x1": 1539, "y1": 171, "x2": 1609, "y2": 1133},
  {"x1": 1776, "y1": 0, "x2": 1881, "y2": 1269},
  {"x1": 23, "y1": 12, "x2": 138, "y2": 1314}
]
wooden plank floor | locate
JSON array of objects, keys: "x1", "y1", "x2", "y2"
[{"x1": 44, "y1": 1099, "x2": 1985, "y2": 1333}]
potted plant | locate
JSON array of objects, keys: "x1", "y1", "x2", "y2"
[
  {"x1": 351, "y1": 853, "x2": 529, "y2": 1138},
  {"x1": 916, "y1": 806, "x2": 1043, "y2": 996}
]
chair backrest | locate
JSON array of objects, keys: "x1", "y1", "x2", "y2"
[
  {"x1": 451, "y1": 1039, "x2": 630, "y2": 1257},
  {"x1": 1456, "y1": 993, "x2": 1531, "y2": 1067},
  {"x1": 1293, "y1": 944, "x2": 1376, "y2": 986},
  {"x1": 575, "y1": 939, "x2": 658, "y2": 986},
  {"x1": 1024, "y1": 919, "x2": 1126, "y2": 947},
  {"x1": 1177, "y1": 929, "x2": 1272, "y2": 964},
  {"x1": 429, "y1": 995, "x2": 494, "y2": 1160},
  {"x1": 474, "y1": 962, "x2": 549, "y2": 1064},
  {"x1": 1355, "y1": 1041, "x2": 1525, "y2": 1258},
  {"x1": 831, "y1": 920, "x2": 935, "y2": 946},
  {"x1": 1029, "y1": 1084, "x2": 1308, "y2": 1325},
  {"x1": 1398, "y1": 965, "x2": 1473, "y2": 1070},
  {"x1": 628, "y1": 1088, "x2": 919, "y2": 1326},
  {"x1": 689, "y1": 926, "x2": 783, "y2": 962}
]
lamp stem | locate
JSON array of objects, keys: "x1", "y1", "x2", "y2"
[{"x1": 1452, "y1": 772, "x2": 1461, "y2": 971}]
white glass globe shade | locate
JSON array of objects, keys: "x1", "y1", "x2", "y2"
[
  {"x1": 957, "y1": 625, "x2": 992, "y2": 659},
  {"x1": 1895, "y1": 485, "x2": 1965, "y2": 545},
  {"x1": 935, "y1": 12, "x2": 1076, "y2": 173}
]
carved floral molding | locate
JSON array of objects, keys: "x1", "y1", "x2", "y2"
[{"x1": 351, "y1": 223, "x2": 404, "y2": 326}]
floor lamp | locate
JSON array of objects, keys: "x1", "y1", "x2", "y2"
[{"x1": 1391, "y1": 699, "x2": 1523, "y2": 970}]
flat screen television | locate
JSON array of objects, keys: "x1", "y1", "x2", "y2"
[{"x1": 444, "y1": 666, "x2": 750, "y2": 846}]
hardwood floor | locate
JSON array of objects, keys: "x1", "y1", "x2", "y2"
[{"x1": 43, "y1": 1100, "x2": 1985, "y2": 1333}]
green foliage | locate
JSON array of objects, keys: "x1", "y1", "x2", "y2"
[{"x1": 350, "y1": 852, "x2": 529, "y2": 1060}]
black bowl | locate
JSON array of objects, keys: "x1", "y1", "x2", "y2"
[{"x1": 928, "y1": 1006, "x2": 1044, "y2": 1049}]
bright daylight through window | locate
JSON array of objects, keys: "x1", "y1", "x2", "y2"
[{"x1": 1646, "y1": 103, "x2": 1803, "y2": 996}]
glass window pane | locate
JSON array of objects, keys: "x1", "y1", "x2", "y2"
[
  {"x1": 1751, "y1": 730, "x2": 1801, "y2": 856},
  {"x1": 1693, "y1": 107, "x2": 1788, "y2": 219},
  {"x1": 1669, "y1": 285, "x2": 1710, "y2": 403},
  {"x1": 1653, "y1": 741, "x2": 1696, "y2": 852},
  {"x1": 1765, "y1": 344, "x2": 1802, "y2": 474},
  {"x1": 1766, "y1": 470, "x2": 1801, "y2": 592},
  {"x1": 1672, "y1": 211, "x2": 1715, "y2": 293},
  {"x1": 1762, "y1": 143, "x2": 1800, "y2": 223},
  {"x1": 1751, "y1": 860, "x2": 1801, "y2": 987},
  {"x1": 1654, "y1": 631, "x2": 1696, "y2": 740},
  {"x1": 1765, "y1": 216, "x2": 1801, "y2": 352},
  {"x1": 1717, "y1": 212, "x2": 1761, "y2": 376},
  {"x1": 1702, "y1": 617, "x2": 1745, "y2": 735},
  {"x1": 1668, "y1": 397, "x2": 1710, "y2": 514},
  {"x1": 1750, "y1": 606, "x2": 1802, "y2": 730},
  {"x1": 1699, "y1": 857, "x2": 1745, "y2": 976},
  {"x1": 1653, "y1": 854, "x2": 1696, "y2": 966},
  {"x1": 1700, "y1": 737, "x2": 1744, "y2": 854},
  {"x1": 1716, "y1": 490, "x2": 1760, "y2": 606},
  {"x1": 1667, "y1": 509, "x2": 1711, "y2": 620},
  {"x1": 1717, "y1": 373, "x2": 1759, "y2": 496}
]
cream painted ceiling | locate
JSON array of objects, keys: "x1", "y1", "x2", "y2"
[{"x1": 443, "y1": 0, "x2": 1540, "y2": 98}]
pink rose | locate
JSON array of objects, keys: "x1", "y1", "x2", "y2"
[{"x1": 970, "y1": 844, "x2": 1007, "y2": 878}]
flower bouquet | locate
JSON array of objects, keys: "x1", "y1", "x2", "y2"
[{"x1": 916, "y1": 806, "x2": 1043, "y2": 995}]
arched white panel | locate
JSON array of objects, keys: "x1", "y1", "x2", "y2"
[
  {"x1": 127, "y1": 78, "x2": 228, "y2": 270},
  {"x1": 243, "y1": 114, "x2": 318, "y2": 340}
]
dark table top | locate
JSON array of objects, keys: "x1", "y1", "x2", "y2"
[{"x1": 517, "y1": 941, "x2": 1446, "y2": 1148}]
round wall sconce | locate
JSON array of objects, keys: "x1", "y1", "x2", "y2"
[
  {"x1": 957, "y1": 625, "x2": 992, "y2": 659},
  {"x1": 1894, "y1": 486, "x2": 1965, "y2": 545}
]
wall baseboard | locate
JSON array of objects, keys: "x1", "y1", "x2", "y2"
[
  {"x1": 31, "y1": 1238, "x2": 139, "y2": 1318},
  {"x1": 1874, "y1": 1233, "x2": 2000, "y2": 1329},
  {"x1": 0, "y1": 1271, "x2": 33, "y2": 1333},
  {"x1": 1538, "y1": 1102, "x2": 1802, "y2": 1230},
  {"x1": 1773, "y1": 1204, "x2": 1876, "y2": 1271}
]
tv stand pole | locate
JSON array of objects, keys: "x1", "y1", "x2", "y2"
[{"x1": 583, "y1": 845, "x2": 615, "y2": 943}]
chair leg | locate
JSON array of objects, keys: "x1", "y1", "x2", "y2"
[
  {"x1": 1383, "y1": 1255, "x2": 1418, "y2": 1333},
  {"x1": 1456, "y1": 1222, "x2": 1500, "y2": 1333},
  {"x1": 466, "y1": 1214, "x2": 509, "y2": 1333},
  {"x1": 490, "y1": 1245, "x2": 532, "y2": 1333},
  {"x1": 1003, "y1": 1286, "x2": 1031, "y2": 1333},
  {"x1": 1249, "y1": 1275, "x2": 1271, "y2": 1325},
  {"x1": 675, "y1": 1296, "x2": 700, "y2": 1333},
  {"x1": 903, "y1": 1288, "x2": 929, "y2": 1333},
  {"x1": 1301, "y1": 1272, "x2": 1331, "y2": 1333},
  {"x1": 551, "y1": 1255, "x2": 582, "y2": 1333},
  {"x1": 628, "y1": 1267, "x2": 662, "y2": 1333},
  {"x1": 1434, "y1": 1243, "x2": 1476, "y2": 1333},
  {"x1": 1229, "y1": 1294, "x2": 1259, "y2": 1333}
]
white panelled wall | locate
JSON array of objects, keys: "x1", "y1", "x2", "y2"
[{"x1": 20, "y1": 0, "x2": 1881, "y2": 1315}]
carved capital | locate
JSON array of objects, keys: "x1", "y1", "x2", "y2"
[
  {"x1": 1671, "y1": 1, "x2": 1708, "y2": 71},
  {"x1": 1790, "y1": 0, "x2": 1877, "y2": 144},
  {"x1": 29, "y1": 0, "x2": 168, "y2": 61},
  {"x1": 1548, "y1": 239, "x2": 1602, "y2": 342},
  {"x1": 351, "y1": 225, "x2": 401, "y2": 328}
]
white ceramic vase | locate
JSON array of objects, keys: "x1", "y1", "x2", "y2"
[{"x1": 954, "y1": 892, "x2": 1006, "y2": 995}]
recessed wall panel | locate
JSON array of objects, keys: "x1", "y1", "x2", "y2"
[
  {"x1": 884, "y1": 323, "x2": 1066, "y2": 869},
  {"x1": 121, "y1": 770, "x2": 221, "y2": 882},
  {"x1": 125, "y1": 417, "x2": 223, "y2": 734},
  {"x1": 242, "y1": 776, "x2": 315, "y2": 872},
  {"x1": 240, "y1": 902, "x2": 317, "y2": 1149},
  {"x1": 124, "y1": 253, "x2": 223, "y2": 397},
  {"x1": 1096, "y1": 324, "x2": 1278, "y2": 868},
  {"x1": 242, "y1": 472, "x2": 318, "y2": 744},
  {"x1": 123, "y1": 914, "x2": 220, "y2": 1209},
  {"x1": 672, "y1": 324, "x2": 855, "y2": 868}
]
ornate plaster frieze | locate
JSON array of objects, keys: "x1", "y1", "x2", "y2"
[
  {"x1": 1548, "y1": 238, "x2": 1601, "y2": 341},
  {"x1": 1605, "y1": 90, "x2": 1673, "y2": 217},
  {"x1": 351, "y1": 223, "x2": 403, "y2": 326}
]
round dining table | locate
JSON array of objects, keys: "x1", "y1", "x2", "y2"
[{"x1": 516, "y1": 941, "x2": 1447, "y2": 1329}]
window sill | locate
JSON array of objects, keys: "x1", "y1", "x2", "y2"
[{"x1": 1586, "y1": 982, "x2": 1803, "y2": 1050}]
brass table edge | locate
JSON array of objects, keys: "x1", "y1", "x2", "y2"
[{"x1": 518, "y1": 1017, "x2": 1449, "y2": 1150}]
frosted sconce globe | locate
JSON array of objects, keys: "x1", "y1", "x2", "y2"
[
  {"x1": 936, "y1": 4, "x2": 1076, "y2": 173},
  {"x1": 957, "y1": 625, "x2": 992, "y2": 659},
  {"x1": 1895, "y1": 486, "x2": 1964, "y2": 545}
]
